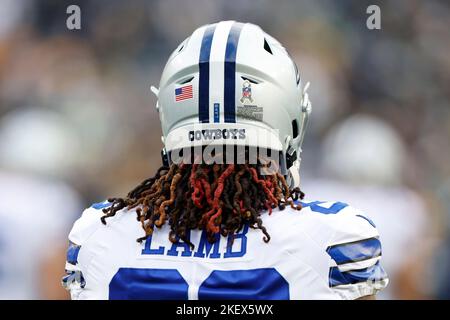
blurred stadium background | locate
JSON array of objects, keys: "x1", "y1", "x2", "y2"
[{"x1": 0, "y1": 0, "x2": 449, "y2": 299}]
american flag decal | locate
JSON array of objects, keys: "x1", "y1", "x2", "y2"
[{"x1": 175, "y1": 84, "x2": 193, "y2": 102}]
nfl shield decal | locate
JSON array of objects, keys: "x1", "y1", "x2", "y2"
[{"x1": 240, "y1": 80, "x2": 253, "y2": 103}]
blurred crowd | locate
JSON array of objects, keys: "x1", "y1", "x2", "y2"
[{"x1": 0, "y1": 0, "x2": 449, "y2": 299}]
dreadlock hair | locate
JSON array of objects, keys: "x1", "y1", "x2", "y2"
[{"x1": 101, "y1": 161, "x2": 305, "y2": 248}]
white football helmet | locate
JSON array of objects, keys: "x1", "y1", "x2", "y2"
[
  {"x1": 151, "y1": 21, "x2": 311, "y2": 187},
  {"x1": 321, "y1": 114, "x2": 406, "y2": 186}
]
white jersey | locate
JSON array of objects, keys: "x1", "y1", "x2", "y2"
[{"x1": 63, "y1": 199, "x2": 388, "y2": 300}]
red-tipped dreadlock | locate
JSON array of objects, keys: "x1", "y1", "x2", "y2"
[{"x1": 101, "y1": 162, "x2": 305, "y2": 247}]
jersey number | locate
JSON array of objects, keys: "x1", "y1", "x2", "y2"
[{"x1": 109, "y1": 267, "x2": 289, "y2": 300}]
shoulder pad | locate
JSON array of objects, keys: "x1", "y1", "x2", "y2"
[
  {"x1": 68, "y1": 203, "x2": 107, "y2": 245},
  {"x1": 325, "y1": 206, "x2": 388, "y2": 299},
  {"x1": 328, "y1": 206, "x2": 379, "y2": 244}
]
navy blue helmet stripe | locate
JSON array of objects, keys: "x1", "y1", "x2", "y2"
[
  {"x1": 326, "y1": 237, "x2": 381, "y2": 265},
  {"x1": 329, "y1": 261, "x2": 387, "y2": 287},
  {"x1": 198, "y1": 25, "x2": 216, "y2": 123},
  {"x1": 224, "y1": 22, "x2": 244, "y2": 123}
]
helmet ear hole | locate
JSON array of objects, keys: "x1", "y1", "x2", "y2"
[{"x1": 292, "y1": 120, "x2": 299, "y2": 139}]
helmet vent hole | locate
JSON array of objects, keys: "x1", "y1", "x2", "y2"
[
  {"x1": 178, "y1": 76, "x2": 194, "y2": 84},
  {"x1": 292, "y1": 119, "x2": 299, "y2": 138},
  {"x1": 241, "y1": 76, "x2": 259, "y2": 84},
  {"x1": 263, "y1": 38, "x2": 273, "y2": 55},
  {"x1": 177, "y1": 37, "x2": 190, "y2": 53}
]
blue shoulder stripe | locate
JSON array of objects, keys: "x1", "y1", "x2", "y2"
[
  {"x1": 327, "y1": 237, "x2": 381, "y2": 265},
  {"x1": 91, "y1": 200, "x2": 112, "y2": 210},
  {"x1": 62, "y1": 270, "x2": 86, "y2": 289},
  {"x1": 297, "y1": 200, "x2": 348, "y2": 214},
  {"x1": 67, "y1": 241, "x2": 81, "y2": 265},
  {"x1": 329, "y1": 261, "x2": 387, "y2": 287}
]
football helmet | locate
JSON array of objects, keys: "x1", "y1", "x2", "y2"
[
  {"x1": 321, "y1": 114, "x2": 406, "y2": 185},
  {"x1": 151, "y1": 21, "x2": 311, "y2": 187}
]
